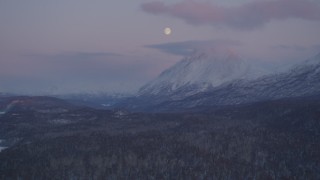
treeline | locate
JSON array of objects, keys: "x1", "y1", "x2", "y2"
[{"x1": 0, "y1": 124, "x2": 319, "y2": 179}]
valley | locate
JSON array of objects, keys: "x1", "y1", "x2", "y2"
[{"x1": 0, "y1": 96, "x2": 319, "y2": 179}]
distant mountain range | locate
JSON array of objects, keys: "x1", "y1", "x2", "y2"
[{"x1": 2, "y1": 50, "x2": 319, "y2": 112}]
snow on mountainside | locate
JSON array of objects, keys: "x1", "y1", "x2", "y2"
[
  {"x1": 139, "y1": 48, "x2": 268, "y2": 97},
  {"x1": 152, "y1": 52, "x2": 320, "y2": 111},
  {"x1": 118, "y1": 52, "x2": 320, "y2": 112}
]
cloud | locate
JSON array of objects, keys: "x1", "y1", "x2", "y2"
[
  {"x1": 270, "y1": 44, "x2": 320, "y2": 54},
  {"x1": 18, "y1": 52, "x2": 125, "y2": 77},
  {"x1": 141, "y1": 0, "x2": 320, "y2": 30},
  {"x1": 271, "y1": 45, "x2": 307, "y2": 52},
  {"x1": 145, "y1": 39, "x2": 242, "y2": 56},
  {"x1": 24, "y1": 52, "x2": 121, "y2": 61}
]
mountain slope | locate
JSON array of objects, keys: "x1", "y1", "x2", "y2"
[
  {"x1": 153, "y1": 53, "x2": 320, "y2": 111},
  {"x1": 139, "y1": 49, "x2": 267, "y2": 98},
  {"x1": 118, "y1": 52, "x2": 320, "y2": 112}
]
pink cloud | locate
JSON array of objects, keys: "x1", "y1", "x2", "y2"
[
  {"x1": 141, "y1": 0, "x2": 320, "y2": 30},
  {"x1": 141, "y1": 2, "x2": 169, "y2": 14}
]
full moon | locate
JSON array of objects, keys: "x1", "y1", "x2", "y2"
[{"x1": 164, "y1": 27, "x2": 172, "y2": 35}]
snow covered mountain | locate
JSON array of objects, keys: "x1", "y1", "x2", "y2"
[
  {"x1": 119, "y1": 51, "x2": 320, "y2": 112},
  {"x1": 150, "y1": 52, "x2": 320, "y2": 111},
  {"x1": 139, "y1": 48, "x2": 267, "y2": 98}
]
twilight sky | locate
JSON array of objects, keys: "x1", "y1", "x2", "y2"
[{"x1": 1, "y1": 0, "x2": 320, "y2": 95}]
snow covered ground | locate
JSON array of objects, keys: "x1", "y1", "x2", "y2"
[
  {"x1": 0, "y1": 140, "x2": 7, "y2": 152},
  {"x1": 0, "y1": 147, "x2": 7, "y2": 152}
]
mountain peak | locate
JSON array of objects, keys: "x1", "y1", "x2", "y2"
[
  {"x1": 139, "y1": 48, "x2": 263, "y2": 96},
  {"x1": 189, "y1": 47, "x2": 241, "y2": 62}
]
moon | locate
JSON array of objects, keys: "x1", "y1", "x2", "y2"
[{"x1": 164, "y1": 27, "x2": 172, "y2": 35}]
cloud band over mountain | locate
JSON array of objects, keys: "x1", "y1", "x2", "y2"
[
  {"x1": 145, "y1": 40, "x2": 242, "y2": 56},
  {"x1": 141, "y1": 0, "x2": 320, "y2": 30}
]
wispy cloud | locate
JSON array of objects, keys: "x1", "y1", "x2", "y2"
[
  {"x1": 23, "y1": 52, "x2": 121, "y2": 60},
  {"x1": 145, "y1": 39, "x2": 242, "y2": 56},
  {"x1": 271, "y1": 45, "x2": 307, "y2": 52},
  {"x1": 141, "y1": 0, "x2": 320, "y2": 30},
  {"x1": 271, "y1": 44, "x2": 320, "y2": 54}
]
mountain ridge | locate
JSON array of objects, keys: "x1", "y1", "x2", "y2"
[
  {"x1": 139, "y1": 48, "x2": 268, "y2": 97},
  {"x1": 118, "y1": 51, "x2": 320, "y2": 112}
]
